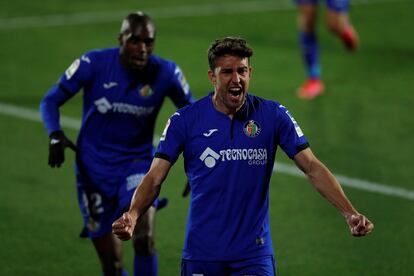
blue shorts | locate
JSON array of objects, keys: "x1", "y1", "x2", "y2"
[
  {"x1": 294, "y1": 0, "x2": 350, "y2": 12},
  {"x1": 181, "y1": 255, "x2": 277, "y2": 276},
  {"x1": 75, "y1": 156, "x2": 153, "y2": 238}
]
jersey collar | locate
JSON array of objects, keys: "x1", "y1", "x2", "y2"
[{"x1": 208, "y1": 92, "x2": 253, "y2": 121}]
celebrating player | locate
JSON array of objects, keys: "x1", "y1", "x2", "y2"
[
  {"x1": 40, "y1": 11, "x2": 194, "y2": 276},
  {"x1": 112, "y1": 37, "x2": 373, "y2": 275}
]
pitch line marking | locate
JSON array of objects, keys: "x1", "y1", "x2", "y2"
[
  {"x1": 1, "y1": 101, "x2": 413, "y2": 201},
  {"x1": 0, "y1": 0, "x2": 411, "y2": 30}
]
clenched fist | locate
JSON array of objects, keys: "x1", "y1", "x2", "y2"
[
  {"x1": 112, "y1": 212, "x2": 137, "y2": 241},
  {"x1": 346, "y1": 213, "x2": 374, "y2": 237}
]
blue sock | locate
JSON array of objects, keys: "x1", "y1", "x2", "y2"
[
  {"x1": 134, "y1": 253, "x2": 158, "y2": 276},
  {"x1": 299, "y1": 31, "x2": 321, "y2": 79}
]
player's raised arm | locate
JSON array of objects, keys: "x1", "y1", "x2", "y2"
[
  {"x1": 112, "y1": 157, "x2": 172, "y2": 240},
  {"x1": 293, "y1": 148, "x2": 374, "y2": 237}
]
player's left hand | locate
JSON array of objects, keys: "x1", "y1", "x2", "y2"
[
  {"x1": 48, "y1": 130, "x2": 77, "y2": 168},
  {"x1": 346, "y1": 213, "x2": 374, "y2": 237},
  {"x1": 112, "y1": 212, "x2": 136, "y2": 241}
]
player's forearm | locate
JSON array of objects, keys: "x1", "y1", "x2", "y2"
[
  {"x1": 40, "y1": 84, "x2": 70, "y2": 135},
  {"x1": 128, "y1": 174, "x2": 162, "y2": 221},
  {"x1": 306, "y1": 161, "x2": 358, "y2": 217},
  {"x1": 40, "y1": 98, "x2": 61, "y2": 135}
]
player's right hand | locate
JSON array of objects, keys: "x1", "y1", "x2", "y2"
[
  {"x1": 346, "y1": 213, "x2": 374, "y2": 237},
  {"x1": 112, "y1": 212, "x2": 136, "y2": 241},
  {"x1": 48, "y1": 130, "x2": 77, "y2": 168}
]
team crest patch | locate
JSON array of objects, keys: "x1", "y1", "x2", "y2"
[
  {"x1": 87, "y1": 218, "x2": 100, "y2": 232},
  {"x1": 139, "y1": 85, "x2": 153, "y2": 97},
  {"x1": 243, "y1": 120, "x2": 261, "y2": 137}
]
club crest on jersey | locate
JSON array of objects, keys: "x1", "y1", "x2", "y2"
[
  {"x1": 139, "y1": 85, "x2": 153, "y2": 98},
  {"x1": 87, "y1": 218, "x2": 100, "y2": 232},
  {"x1": 243, "y1": 120, "x2": 261, "y2": 137}
]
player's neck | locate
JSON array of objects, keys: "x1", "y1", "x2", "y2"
[{"x1": 212, "y1": 94, "x2": 244, "y2": 120}]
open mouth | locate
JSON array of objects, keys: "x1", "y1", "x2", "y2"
[
  {"x1": 228, "y1": 87, "x2": 243, "y2": 99},
  {"x1": 134, "y1": 57, "x2": 145, "y2": 63},
  {"x1": 131, "y1": 55, "x2": 147, "y2": 66}
]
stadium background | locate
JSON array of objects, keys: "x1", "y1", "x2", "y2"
[{"x1": 0, "y1": 0, "x2": 413, "y2": 274}]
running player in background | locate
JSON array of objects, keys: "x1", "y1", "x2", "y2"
[
  {"x1": 40, "y1": 11, "x2": 194, "y2": 276},
  {"x1": 113, "y1": 37, "x2": 373, "y2": 275},
  {"x1": 296, "y1": 0, "x2": 359, "y2": 100}
]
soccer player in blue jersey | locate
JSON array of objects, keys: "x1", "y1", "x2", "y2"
[
  {"x1": 295, "y1": 0, "x2": 359, "y2": 99},
  {"x1": 40, "y1": 12, "x2": 194, "y2": 276},
  {"x1": 112, "y1": 37, "x2": 373, "y2": 275}
]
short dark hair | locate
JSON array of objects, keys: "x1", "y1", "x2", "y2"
[
  {"x1": 207, "y1": 37, "x2": 253, "y2": 70},
  {"x1": 120, "y1": 11, "x2": 155, "y2": 36}
]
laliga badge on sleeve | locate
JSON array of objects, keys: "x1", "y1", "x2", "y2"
[
  {"x1": 285, "y1": 111, "x2": 304, "y2": 137},
  {"x1": 65, "y1": 58, "x2": 80, "y2": 80},
  {"x1": 160, "y1": 118, "x2": 171, "y2": 141}
]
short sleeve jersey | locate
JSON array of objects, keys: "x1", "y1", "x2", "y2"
[
  {"x1": 41, "y1": 47, "x2": 193, "y2": 165},
  {"x1": 156, "y1": 93, "x2": 309, "y2": 261}
]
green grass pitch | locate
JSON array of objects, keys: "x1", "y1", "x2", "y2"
[{"x1": 1, "y1": 0, "x2": 414, "y2": 275}]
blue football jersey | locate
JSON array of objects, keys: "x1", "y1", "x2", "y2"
[
  {"x1": 40, "y1": 47, "x2": 194, "y2": 167},
  {"x1": 156, "y1": 93, "x2": 309, "y2": 261}
]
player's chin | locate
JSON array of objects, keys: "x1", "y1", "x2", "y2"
[{"x1": 129, "y1": 60, "x2": 147, "y2": 71}]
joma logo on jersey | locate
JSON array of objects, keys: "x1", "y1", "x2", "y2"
[
  {"x1": 199, "y1": 147, "x2": 268, "y2": 168},
  {"x1": 94, "y1": 97, "x2": 154, "y2": 117}
]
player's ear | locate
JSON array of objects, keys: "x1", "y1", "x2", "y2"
[
  {"x1": 208, "y1": 69, "x2": 216, "y2": 85},
  {"x1": 249, "y1": 66, "x2": 253, "y2": 78}
]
